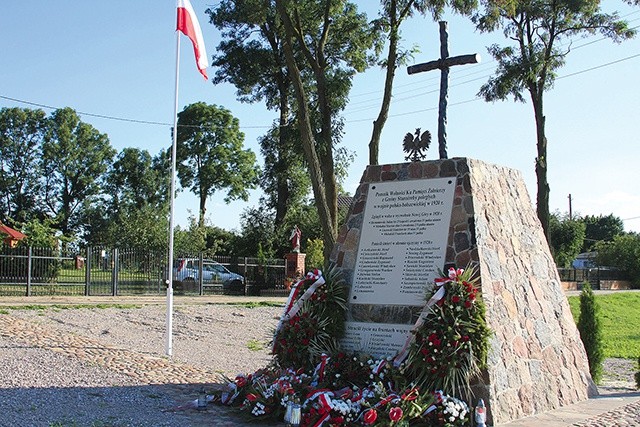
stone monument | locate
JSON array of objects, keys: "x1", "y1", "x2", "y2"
[{"x1": 330, "y1": 158, "x2": 596, "y2": 425}]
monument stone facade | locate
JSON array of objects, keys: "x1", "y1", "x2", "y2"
[{"x1": 330, "y1": 158, "x2": 596, "y2": 424}]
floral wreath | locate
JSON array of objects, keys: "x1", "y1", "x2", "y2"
[{"x1": 212, "y1": 265, "x2": 490, "y2": 426}]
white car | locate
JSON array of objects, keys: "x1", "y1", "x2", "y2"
[{"x1": 172, "y1": 258, "x2": 244, "y2": 293}]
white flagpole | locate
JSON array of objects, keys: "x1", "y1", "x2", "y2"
[{"x1": 166, "y1": 24, "x2": 181, "y2": 357}]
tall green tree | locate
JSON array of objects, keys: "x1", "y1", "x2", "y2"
[
  {"x1": 176, "y1": 102, "x2": 260, "y2": 227},
  {"x1": 208, "y1": 1, "x2": 309, "y2": 227},
  {"x1": 41, "y1": 108, "x2": 115, "y2": 238},
  {"x1": 581, "y1": 214, "x2": 624, "y2": 252},
  {"x1": 549, "y1": 212, "x2": 586, "y2": 267},
  {"x1": 84, "y1": 148, "x2": 169, "y2": 249},
  {"x1": 577, "y1": 281, "x2": 604, "y2": 383},
  {"x1": 368, "y1": 0, "x2": 476, "y2": 165},
  {"x1": 0, "y1": 107, "x2": 47, "y2": 224},
  {"x1": 275, "y1": 0, "x2": 379, "y2": 262},
  {"x1": 473, "y1": 0, "x2": 635, "y2": 239}
]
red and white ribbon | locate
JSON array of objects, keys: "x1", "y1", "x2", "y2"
[
  {"x1": 392, "y1": 269, "x2": 462, "y2": 367},
  {"x1": 313, "y1": 353, "x2": 330, "y2": 382}
]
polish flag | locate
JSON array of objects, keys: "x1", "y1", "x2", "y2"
[{"x1": 176, "y1": 0, "x2": 208, "y2": 80}]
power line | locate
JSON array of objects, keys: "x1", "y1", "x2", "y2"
[
  {"x1": 0, "y1": 95, "x2": 272, "y2": 130},
  {"x1": 2, "y1": 49, "x2": 639, "y2": 130}
]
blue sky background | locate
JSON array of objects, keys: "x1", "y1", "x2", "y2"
[{"x1": 1, "y1": 1, "x2": 639, "y2": 233}]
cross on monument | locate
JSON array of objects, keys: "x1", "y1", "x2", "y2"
[{"x1": 407, "y1": 21, "x2": 480, "y2": 159}]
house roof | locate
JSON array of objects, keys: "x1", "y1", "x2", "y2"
[{"x1": 0, "y1": 223, "x2": 27, "y2": 240}]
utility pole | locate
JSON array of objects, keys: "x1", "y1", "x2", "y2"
[{"x1": 568, "y1": 194, "x2": 573, "y2": 220}]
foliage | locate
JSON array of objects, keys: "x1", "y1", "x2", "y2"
[
  {"x1": 568, "y1": 291, "x2": 640, "y2": 359},
  {"x1": 549, "y1": 212, "x2": 586, "y2": 268},
  {"x1": 275, "y1": 0, "x2": 380, "y2": 262},
  {"x1": 472, "y1": 0, "x2": 636, "y2": 239},
  {"x1": 595, "y1": 233, "x2": 640, "y2": 287},
  {"x1": 272, "y1": 266, "x2": 348, "y2": 371},
  {"x1": 305, "y1": 238, "x2": 325, "y2": 272},
  {"x1": 581, "y1": 214, "x2": 625, "y2": 253},
  {"x1": 17, "y1": 217, "x2": 59, "y2": 249},
  {"x1": 405, "y1": 267, "x2": 490, "y2": 399},
  {"x1": 173, "y1": 216, "x2": 207, "y2": 257},
  {"x1": 41, "y1": 107, "x2": 116, "y2": 238},
  {"x1": 176, "y1": 102, "x2": 260, "y2": 226},
  {"x1": 576, "y1": 282, "x2": 604, "y2": 383},
  {"x1": 208, "y1": 0, "x2": 312, "y2": 228},
  {"x1": 0, "y1": 107, "x2": 47, "y2": 224}
]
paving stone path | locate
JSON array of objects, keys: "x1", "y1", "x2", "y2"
[
  {"x1": 573, "y1": 399, "x2": 640, "y2": 427},
  {"x1": 0, "y1": 310, "x2": 638, "y2": 426}
]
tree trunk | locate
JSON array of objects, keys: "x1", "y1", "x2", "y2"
[
  {"x1": 198, "y1": 189, "x2": 207, "y2": 228},
  {"x1": 368, "y1": 0, "x2": 399, "y2": 166},
  {"x1": 531, "y1": 91, "x2": 550, "y2": 241},
  {"x1": 275, "y1": 0, "x2": 337, "y2": 264},
  {"x1": 274, "y1": 84, "x2": 291, "y2": 227}
]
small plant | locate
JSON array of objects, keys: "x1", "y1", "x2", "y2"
[
  {"x1": 577, "y1": 282, "x2": 604, "y2": 384},
  {"x1": 247, "y1": 339, "x2": 264, "y2": 351}
]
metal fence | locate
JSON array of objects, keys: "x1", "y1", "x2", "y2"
[
  {"x1": 0, "y1": 245, "x2": 287, "y2": 297},
  {"x1": 557, "y1": 267, "x2": 625, "y2": 289}
]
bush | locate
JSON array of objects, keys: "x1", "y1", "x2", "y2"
[{"x1": 577, "y1": 282, "x2": 604, "y2": 384}]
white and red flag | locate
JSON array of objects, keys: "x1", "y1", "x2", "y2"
[{"x1": 176, "y1": 0, "x2": 208, "y2": 80}]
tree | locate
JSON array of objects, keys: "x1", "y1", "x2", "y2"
[
  {"x1": 368, "y1": 0, "x2": 476, "y2": 165},
  {"x1": 473, "y1": 0, "x2": 635, "y2": 239},
  {"x1": 175, "y1": 102, "x2": 260, "y2": 227},
  {"x1": 0, "y1": 107, "x2": 47, "y2": 224},
  {"x1": 208, "y1": 1, "x2": 310, "y2": 228},
  {"x1": 549, "y1": 212, "x2": 585, "y2": 268},
  {"x1": 595, "y1": 232, "x2": 640, "y2": 287},
  {"x1": 577, "y1": 281, "x2": 604, "y2": 384},
  {"x1": 275, "y1": 0, "x2": 379, "y2": 263},
  {"x1": 581, "y1": 214, "x2": 624, "y2": 252},
  {"x1": 41, "y1": 108, "x2": 116, "y2": 238}
]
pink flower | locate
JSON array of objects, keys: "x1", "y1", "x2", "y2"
[
  {"x1": 389, "y1": 406, "x2": 403, "y2": 422},
  {"x1": 364, "y1": 408, "x2": 378, "y2": 424}
]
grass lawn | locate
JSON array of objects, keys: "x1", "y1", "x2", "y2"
[{"x1": 567, "y1": 291, "x2": 640, "y2": 359}]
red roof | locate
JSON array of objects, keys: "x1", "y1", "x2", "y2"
[{"x1": 0, "y1": 223, "x2": 26, "y2": 240}]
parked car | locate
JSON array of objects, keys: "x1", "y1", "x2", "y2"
[{"x1": 172, "y1": 258, "x2": 244, "y2": 294}]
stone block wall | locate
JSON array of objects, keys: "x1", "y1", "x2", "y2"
[{"x1": 330, "y1": 158, "x2": 596, "y2": 425}]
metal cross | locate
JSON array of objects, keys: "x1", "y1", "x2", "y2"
[{"x1": 407, "y1": 21, "x2": 479, "y2": 159}]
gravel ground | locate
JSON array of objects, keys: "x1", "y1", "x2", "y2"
[
  {"x1": 1, "y1": 303, "x2": 637, "y2": 426},
  {"x1": 1, "y1": 304, "x2": 283, "y2": 427},
  {"x1": 0, "y1": 334, "x2": 194, "y2": 427}
]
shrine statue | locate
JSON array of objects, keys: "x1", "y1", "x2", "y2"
[{"x1": 289, "y1": 225, "x2": 301, "y2": 253}]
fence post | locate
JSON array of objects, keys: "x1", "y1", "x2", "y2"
[
  {"x1": 243, "y1": 257, "x2": 248, "y2": 296},
  {"x1": 85, "y1": 246, "x2": 91, "y2": 296},
  {"x1": 26, "y1": 246, "x2": 32, "y2": 297},
  {"x1": 199, "y1": 252, "x2": 204, "y2": 296},
  {"x1": 112, "y1": 248, "x2": 119, "y2": 296}
]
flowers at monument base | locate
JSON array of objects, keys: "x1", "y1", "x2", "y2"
[
  {"x1": 422, "y1": 391, "x2": 470, "y2": 427},
  {"x1": 215, "y1": 354, "x2": 474, "y2": 426},
  {"x1": 212, "y1": 266, "x2": 489, "y2": 426},
  {"x1": 272, "y1": 266, "x2": 348, "y2": 372},
  {"x1": 404, "y1": 267, "x2": 490, "y2": 398}
]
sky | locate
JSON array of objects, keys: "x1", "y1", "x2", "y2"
[{"x1": 1, "y1": 1, "x2": 639, "y2": 234}]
